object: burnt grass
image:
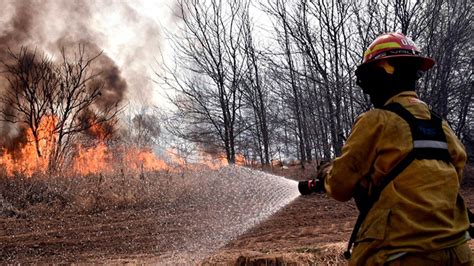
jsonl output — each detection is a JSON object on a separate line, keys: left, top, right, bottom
{"left": 0, "top": 163, "right": 473, "bottom": 264}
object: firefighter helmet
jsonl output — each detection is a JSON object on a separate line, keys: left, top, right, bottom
{"left": 357, "top": 32, "right": 435, "bottom": 72}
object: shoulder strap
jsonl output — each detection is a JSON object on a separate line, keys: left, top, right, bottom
{"left": 383, "top": 103, "right": 451, "bottom": 162}
{"left": 344, "top": 151, "right": 416, "bottom": 259}
{"left": 383, "top": 102, "right": 417, "bottom": 124}
{"left": 469, "top": 210, "right": 474, "bottom": 239}
{"left": 468, "top": 207, "right": 474, "bottom": 222}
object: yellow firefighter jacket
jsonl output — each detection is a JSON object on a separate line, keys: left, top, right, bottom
{"left": 324, "top": 91, "right": 470, "bottom": 265}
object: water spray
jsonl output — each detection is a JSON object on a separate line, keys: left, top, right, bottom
{"left": 157, "top": 165, "right": 301, "bottom": 263}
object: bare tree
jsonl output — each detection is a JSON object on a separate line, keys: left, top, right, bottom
{"left": 0, "top": 45, "right": 122, "bottom": 172}
{"left": 122, "top": 104, "right": 161, "bottom": 149}
{"left": 0, "top": 48, "right": 59, "bottom": 159}
{"left": 159, "top": 0, "right": 249, "bottom": 164}
{"left": 240, "top": 2, "right": 271, "bottom": 165}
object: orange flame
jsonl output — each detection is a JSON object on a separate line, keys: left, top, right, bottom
{"left": 73, "top": 143, "right": 111, "bottom": 175}
{"left": 0, "top": 116, "right": 57, "bottom": 176}
{"left": 125, "top": 148, "right": 168, "bottom": 172}
{"left": 0, "top": 116, "right": 249, "bottom": 177}
{"left": 235, "top": 154, "right": 246, "bottom": 165}
{"left": 196, "top": 153, "right": 242, "bottom": 169}
{"left": 89, "top": 120, "right": 108, "bottom": 141}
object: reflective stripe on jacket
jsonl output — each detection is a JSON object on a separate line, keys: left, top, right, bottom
{"left": 324, "top": 91, "right": 470, "bottom": 265}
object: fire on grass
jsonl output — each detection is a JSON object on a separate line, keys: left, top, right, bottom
{"left": 0, "top": 116, "right": 243, "bottom": 177}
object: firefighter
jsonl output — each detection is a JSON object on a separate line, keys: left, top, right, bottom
{"left": 323, "top": 33, "right": 472, "bottom": 265}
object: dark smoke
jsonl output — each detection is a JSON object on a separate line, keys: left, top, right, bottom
{"left": 0, "top": 0, "right": 133, "bottom": 147}
{"left": 95, "top": 54, "right": 128, "bottom": 110}
{"left": 55, "top": 38, "right": 127, "bottom": 112}
{"left": 0, "top": 1, "right": 38, "bottom": 53}
{"left": 0, "top": 1, "right": 37, "bottom": 149}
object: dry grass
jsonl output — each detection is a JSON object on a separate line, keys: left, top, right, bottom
{"left": 1, "top": 161, "right": 472, "bottom": 218}
{"left": 0, "top": 166, "right": 205, "bottom": 216}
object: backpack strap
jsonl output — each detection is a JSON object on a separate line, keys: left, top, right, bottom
{"left": 461, "top": 195, "right": 474, "bottom": 238}
{"left": 344, "top": 150, "right": 416, "bottom": 259}
{"left": 383, "top": 103, "right": 451, "bottom": 162}
{"left": 468, "top": 207, "right": 474, "bottom": 222}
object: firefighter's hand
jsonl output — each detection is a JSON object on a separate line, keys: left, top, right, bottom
{"left": 298, "top": 161, "right": 333, "bottom": 195}
{"left": 316, "top": 161, "right": 332, "bottom": 183}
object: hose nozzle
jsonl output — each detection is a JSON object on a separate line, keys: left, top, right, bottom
{"left": 298, "top": 179, "right": 322, "bottom": 195}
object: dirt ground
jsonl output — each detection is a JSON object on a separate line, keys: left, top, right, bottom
{"left": 1, "top": 165, "right": 473, "bottom": 264}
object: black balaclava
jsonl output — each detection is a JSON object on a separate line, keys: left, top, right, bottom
{"left": 356, "top": 58, "right": 422, "bottom": 108}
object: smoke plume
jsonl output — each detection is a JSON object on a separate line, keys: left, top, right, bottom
{"left": 0, "top": 0, "right": 164, "bottom": 147}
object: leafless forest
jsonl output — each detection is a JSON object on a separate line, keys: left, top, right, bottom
{"left": 159, "top": 0, "right": 473, "bottom": 166}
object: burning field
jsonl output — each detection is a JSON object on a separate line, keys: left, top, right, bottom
{"left": 0, "top": 112, "right": 236, "bottom": 215}
{"left": 0, "top": 115, "right": 168, "bottom": 178}
{"left": 0, "top": 2, "right": 277, "bottom": 263}
{"left": 0, "top": 0, "right": 180, "bottom": 180}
